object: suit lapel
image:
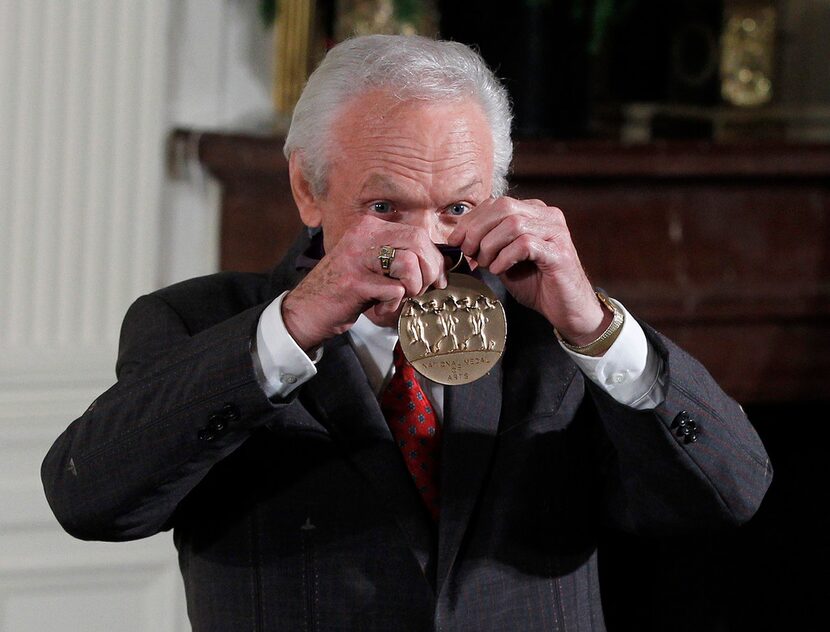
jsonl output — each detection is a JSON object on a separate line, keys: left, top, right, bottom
{"left": 301, "top": 334, "right": 437, "bottom": 584}
{"left": 436, "top": 352, "right": 503, "bottom": 591}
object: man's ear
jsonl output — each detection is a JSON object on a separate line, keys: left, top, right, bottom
{"left": 289, "top": 152, "right": 322, "bottom": 228}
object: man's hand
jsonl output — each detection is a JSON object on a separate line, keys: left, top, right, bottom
{"left": 448, "top": 197, "right": 611, "bottom": 347}
{"left": 282, "top": 216, "right": 448, "bottom": 352}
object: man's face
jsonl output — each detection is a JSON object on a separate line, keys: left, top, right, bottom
{"left": 292, "top": 89, "right": 495, "bottom": 253}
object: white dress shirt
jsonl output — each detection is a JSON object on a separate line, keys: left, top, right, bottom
{"left": 253, "top": 292, "right": 666, "bottom": 416}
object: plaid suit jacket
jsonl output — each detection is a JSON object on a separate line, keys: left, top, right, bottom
{"left": 43, "top": 234, "right": 772, "bottom": 631}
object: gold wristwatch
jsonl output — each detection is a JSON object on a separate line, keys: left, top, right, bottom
{"left": 555, "top": 291, "right": 624, "bottom": 357}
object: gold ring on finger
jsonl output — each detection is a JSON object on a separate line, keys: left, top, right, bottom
{"left": 377, "top": 245, "right": 396, "bottom": 276}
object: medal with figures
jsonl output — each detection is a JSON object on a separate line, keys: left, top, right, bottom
{"left": 397, "top": 273, "right": 506, "bottom": 385}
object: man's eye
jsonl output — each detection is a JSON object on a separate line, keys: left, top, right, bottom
{"left": 371, "top": 201, "right": 394, "bottom": 214}
{"left": 446, "top": 203, "right": 470, "bottom": 216}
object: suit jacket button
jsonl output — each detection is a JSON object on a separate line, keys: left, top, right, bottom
{"left": 211, "top": 408, "right": 235, "bottom": 431}
{"left": 221, "top": 403, "right": 240, "bottom": 421}
{"left": 671, "top": 410, "right": 692, "bottom": 429}
{"left": 672, "top": 411, "right": 701, "bottom": 443}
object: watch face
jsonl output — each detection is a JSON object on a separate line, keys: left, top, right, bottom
{"left": 398, "top": 273, "right": 506, "bottom": 385}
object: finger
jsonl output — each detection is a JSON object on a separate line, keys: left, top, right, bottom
{"left": 475, "top": 208, "right": 568, "bottom": 269}
{"left": 406, "top": 230, "right": 445, "bottom": 289}
{"left": 449, "top": 198, "right": 563, "bottom": 250}
{"left": 456, "top": 200, "right": 566, "bottom": 268}
{"left": 451, "top": 198, "right": 535, "bottom": 259}
{"left": 373, "top": 290, "right": 407, "bottom": 317}
{"left": 474, "top": 214, "right": 537, "bottom": 269}
{"left": 370, "top": 226, "right": 445, "bottom": 291}
{"left": 383, "top": 248, "right": 424, "bottom": 298}
{"left": 352, "top": 273, "right": 408, "bottom": 315}
{"left": 446, "top": 197, "right": 501, "bottom": 253}
{"left": 488, "top": 233, "right": 550, "bottom": 276}
{"left": 365, "top": 280, "right": 407, "bottom": 322}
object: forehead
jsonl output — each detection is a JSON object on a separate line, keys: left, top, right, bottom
{"left": 334, "top": 88, "right": 490, "bottom": 136}
{"left": 327, "top": 89, "right": 494, "bottom": 188}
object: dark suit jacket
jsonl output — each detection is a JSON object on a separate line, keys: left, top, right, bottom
{"left": 42, "top": 235, "right": 772, "bottom": 631}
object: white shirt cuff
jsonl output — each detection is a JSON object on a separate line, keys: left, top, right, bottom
{"left": 253, "top": 291, "right": 321, "bottom": 399}
{"left": 559, "top": 299, "right": 666, "bottom": 410}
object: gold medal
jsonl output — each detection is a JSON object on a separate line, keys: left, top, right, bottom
{"left": 397, "top": 272, "right": 506, "bottom": 385}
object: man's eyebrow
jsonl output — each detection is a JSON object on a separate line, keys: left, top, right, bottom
{"left": 357, "top": 174, "right": 407, "bottom": 197}
{"left": 357, "top": 174, "right": 484, "bottom": 199}
{"left": 455, "top": 179, "right": 483, "bottom": 197}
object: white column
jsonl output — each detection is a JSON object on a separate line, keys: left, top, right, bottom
{"left": 1, "top": 0, "right": 170, "bottom": 370}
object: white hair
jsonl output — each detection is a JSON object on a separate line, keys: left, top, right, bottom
{"left": 284, "top": 34, "right": 513, "bottom": 197}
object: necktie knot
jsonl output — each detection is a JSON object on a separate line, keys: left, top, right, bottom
{"left": 392, "top": 341, "right": 408, "bottom": 371}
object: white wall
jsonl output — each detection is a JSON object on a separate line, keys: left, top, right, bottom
{"left": 0, "top": 1, "right": 275, "bottom": 630}
{"left": 162, "top": 0, "right": 275, "bottom": 287}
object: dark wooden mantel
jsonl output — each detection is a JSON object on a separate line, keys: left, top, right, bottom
{"left": 171, "top": 129, "right": 830, "bottom": 405}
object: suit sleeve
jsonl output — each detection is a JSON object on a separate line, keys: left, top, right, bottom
{"left": 41, "top": 293, "right": 287, "bottom": 542}
{"left": 588, "top": 323, "right": 773, "bottom": 533}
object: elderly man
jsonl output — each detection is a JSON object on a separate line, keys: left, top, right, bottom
{"left": 43, "top": 35, "right": 771, "bottom": 631}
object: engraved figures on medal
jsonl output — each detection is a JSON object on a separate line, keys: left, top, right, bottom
{"left": 398, "top": 273, "right": 506, "bottom": 385}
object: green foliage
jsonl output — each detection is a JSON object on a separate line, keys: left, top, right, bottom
{"left": 393, "top": 0, "right": 422, "bottom": 24}
{"left": 588, "top": 0, "right": 617, "bottom": 56}
{"left": 574, "top": 0, "right": 641, "bottom": 56}
{"left": 260, "top": 0, "right": 278, "bottom": 27}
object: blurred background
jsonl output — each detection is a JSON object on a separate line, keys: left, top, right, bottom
{"left": 1, "top": 1, "right": 828, "bottom": 630}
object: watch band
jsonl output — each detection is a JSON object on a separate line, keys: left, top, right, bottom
{"left": 555, "top": 291, "right": 625, "bottom": 357}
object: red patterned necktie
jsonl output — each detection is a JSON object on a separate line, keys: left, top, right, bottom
{"left": 379, "top": 342, "right": 442, "bottom": 521}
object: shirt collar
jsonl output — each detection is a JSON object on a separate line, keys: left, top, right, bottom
{"left": 348, "top": 314, "right": 399, "bottom": 394}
